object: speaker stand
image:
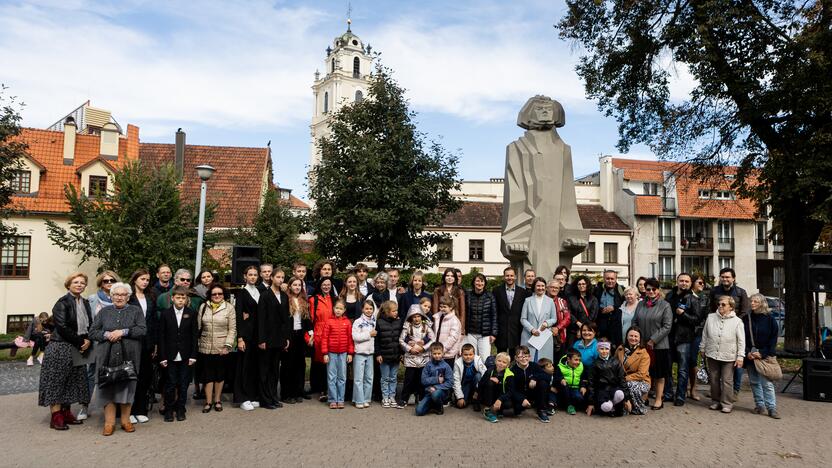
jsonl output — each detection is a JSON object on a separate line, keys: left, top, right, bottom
{"left": 782, "top": 362, "right": 804, "bottom": 393}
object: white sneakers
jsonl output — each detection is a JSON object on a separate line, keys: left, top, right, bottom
{"left": 251, "top": 401, "right": 260, "bottom": 408}
{"left": 136, "top": 415, "right": 149, "bottom": 423}
{"left": 240, "top": 401, "right": 255, "bottom": 411}
{"left": 382, "top": 398, "right": 391, "bottom": 408}
{"left": 37, "top": 354, "right": 43, "bottom": 364}
{"left": 77, "top": 405, "right": 88, "bottom": 421}
{"left": 26, "top": 356, "right": 34, "bottom": 366}
{"left": 129, "top": 415, "right": 138, "bottom": 424}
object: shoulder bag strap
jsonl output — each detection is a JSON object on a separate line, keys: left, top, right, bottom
{"left": 747, "top": 314, "right": 756, "bottom": 349}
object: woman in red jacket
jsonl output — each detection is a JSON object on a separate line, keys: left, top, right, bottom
{"left": 322, "top": 300, "right": 354, "bottom": 408}
{"left": 309, "top": 277, "right": 336, "bottom": 401}
{"left": 547, "top": 280, "right": 571, "bottom": 359}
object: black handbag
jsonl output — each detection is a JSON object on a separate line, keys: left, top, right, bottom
{"left": 97, "top": 340, "right": 137, "bottom": 388}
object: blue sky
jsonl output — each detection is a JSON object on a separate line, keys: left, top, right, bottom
{"left": 0, "top": 0, "right": 694, "bottom": 198}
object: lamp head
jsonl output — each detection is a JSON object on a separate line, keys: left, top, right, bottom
{"left": 196, "top": 164, "right": 215, "bottom": 181}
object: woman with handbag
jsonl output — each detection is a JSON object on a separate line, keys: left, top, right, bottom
{"left": 88, "top": 282, "right": 146, "bottom": 436}
{"left": 38, "top": 272, "right": 93, "bottom": 430}
{"left": 745, "top": 293, "right": 781, "bottom": 419}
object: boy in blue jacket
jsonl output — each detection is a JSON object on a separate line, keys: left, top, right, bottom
{"left": 508, "top": 345, "right": 550, "bottom": 423}
{"left": 415, "top": 343, "right": 454, "bottom": 416}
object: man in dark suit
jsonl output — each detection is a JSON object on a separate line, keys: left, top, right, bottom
{"left": 493, "top": 266, "right": 529, "bottom": 359}
{"left": 257, "top": 269, "right": 289, "bottom": 409}
{"left": 159, "top": 286, "right": 199, "bottom": 422}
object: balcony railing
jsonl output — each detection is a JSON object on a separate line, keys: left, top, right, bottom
{"left": 718, "top": 237, "right": 735, "bottom": 251}
{"left": 680, "top": 236, "right": 713, "bottom": 251}
{"left": 773, "top": 243, "right": 784, "bottom": 253}
{"left": 755, "top": 238, "right": 767, "bottom": 252}
{"left": 662, "top": 197, "right": 676, "bottom": 212}
{"left": 658, "top": 274, "right": 676, "bottom": 283}
{"left": 658, "top": 235, "right": 675, "bottom": 250}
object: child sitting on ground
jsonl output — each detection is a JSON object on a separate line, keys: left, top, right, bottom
{"left": 508, "top": 345, "right": 550, "bottom": 423}
{"left": 586, "top": 340, "right": 628, "bottom": 417}
{"left": 433, "top": 296, "right": 462, "bottom": 368}
{"left": 453, "top": 343, "right": 487, "bottom": 410}
{"left": 415, "top": 343, "right": 454, "bottom": 416}
{"left": 477, "top": 352, "right": 514, "bottom": 423}
{"left": 400, "top": 303, "right": 435, "bottom": 406}
{"left": 555, "top": 349, "right": 590, "bottom": 415}
{"left": 537, "top": 357, "right": 558, "bottom": 415}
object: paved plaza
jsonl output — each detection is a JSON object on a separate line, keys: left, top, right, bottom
{"left": 0, "top": 362, "right": 830, "bottom": 467}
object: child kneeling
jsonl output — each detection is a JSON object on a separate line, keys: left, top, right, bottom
{"left": 477, "top": 352, "right": 513, "bottom": 423}
{"left": 415, "top": 343, "right": 454, "bottom": 416}
{"left": 585, "top": 340, "right": 628, "bottom": 416}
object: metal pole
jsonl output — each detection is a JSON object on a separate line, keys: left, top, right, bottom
{"left": 195, "top": 179, "right": 207, "bottom": 276}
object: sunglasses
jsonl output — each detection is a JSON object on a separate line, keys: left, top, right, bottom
{"left": 645, "top": 287, "right": 657, "bottom": 292}
{"left": 179, "top": 278, "right": 192, "bottom": 283}
{"left": 102, "top": 278, "right": 116, "bottom": 284}
{"left": 211, "top": 292, "right": 224, "bottom": 297}
{"left": 719, "top": 303, "right": 731, "bottom": 307}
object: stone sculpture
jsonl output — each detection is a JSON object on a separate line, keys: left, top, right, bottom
{"left": 501, "top": 95, "right": 590, "bottom": 280}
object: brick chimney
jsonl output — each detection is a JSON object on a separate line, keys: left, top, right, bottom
{"left": 62, "top": 117, "right": 77, "bottom": 165}
{"left": 175, "top": 128, "right": 185, "bottom": 180}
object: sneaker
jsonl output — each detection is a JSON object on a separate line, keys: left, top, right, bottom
{"left": 395, "top": 400, "right": 407, "bottom": 409}
{"left": 721, "top": 407, "right": 732, "bottom": 413}
{"left": 26, "top": 356, "right": 34, "bottom": 366}
{"left": 546, "top": 407, "right": 556, "bottom": 416}
{"left": 363, "top": 402, "right": 370, "bottom": 408}
{"left": 709, "top": 402, "right": 721, "bottom": 411}
{"left": 136, "top": 415, "right": 149, "bottom": 423}
{"left": 436, "top": 406, "right": 444, "bottom": 415}
{"left": 129, "top": 415, "right": 138, "bottom": 424}
{"left": 537, "top": 410, "right": 550, "bottom": 423}
{"left": 443, "top": 401, "right": 450, "bottom": 408}
{"left": 240, "top": 401, "right": 255, "bottom": 411}
{"left": 753, "top": 406, "right": 765, "bottom": 415}
{"left": 251, "top": 401, "right": 260, "bottom": 408}
{"left": 77, "top": 406, "right": 88, "bottom": 421}
{"left": 482, "top": 408, "right": 498, "bottom": 423}
{"left": 382, "top": 398, "right": 391, "bottom": 408}
{"left": 567, "top": 405, "right": 576, "bottom": 415}
{"left": 768, "top": 409, "right": 781, "bottom": 419}
{"left": 37, "top": 354, "right": 43, "bottom": 364}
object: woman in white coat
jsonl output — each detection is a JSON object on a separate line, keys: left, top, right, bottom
{"left": 520, "top": 277, "right": 557, "bottom": 361}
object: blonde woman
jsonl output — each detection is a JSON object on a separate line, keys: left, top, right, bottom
{"left": 197, "top": 284, "right": 237, "bottom": 413}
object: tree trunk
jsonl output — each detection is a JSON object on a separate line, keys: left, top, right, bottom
{"left": 782, "top": 207, "right": 824, "bottom": 352}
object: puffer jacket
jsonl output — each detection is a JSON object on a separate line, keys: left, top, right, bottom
{"left": 400, "top": 305, "right": 435, "bottom": 367}
{"left": 352, "top": 313, "right": 376, "bottom": 355}
{"left": 374, "top": 314, "right": 403, "bottom": 363}
{"left": 197, "top": 301, "right": 237, "bottom": 354}
{"left": 587, "top": 356, "right": 628, "bottom": 401}
{"left": 321, "top": 315, "right": 354, "bottom": 355}
{"left": 615, "top": 345, "right": 651, "bottom": 386}
{"left": 465, "top": 289, "right": 498, "bottom": 337}
{"left": 700, "top": 310, "right": 746, "bottom": 363}
{"left": 433, "top": 311, "right": 462, "bottom": 359}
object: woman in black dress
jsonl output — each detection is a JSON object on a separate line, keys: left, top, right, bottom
{"left": 127, "top": 269, "right": 157, "bottom": 424}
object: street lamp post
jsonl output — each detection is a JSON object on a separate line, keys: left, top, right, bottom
{"left": 195, "top": 164, "right": 215, "bottom": 277}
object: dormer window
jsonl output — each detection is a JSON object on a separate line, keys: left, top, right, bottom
{"left": 643, "top": 182, "right": 659, "bottom": 195}
{"left": 89, "top": 175, "right": 108, "bottom": 198}
{"left": 11, "top": 170, "right": 31, "bottom": 193}
{"left": 699, "top": 189, "right": 734, "bottom": 200}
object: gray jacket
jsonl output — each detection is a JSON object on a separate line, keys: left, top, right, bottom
{"left": 632, "top": 298, "right": 673, "bottom": 350}
{"left": 88, "top": 304, "right": 147, "bottom": 373}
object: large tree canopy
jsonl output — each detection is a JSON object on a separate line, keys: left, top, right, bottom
{"left": 47, "top": 161, "right": 213, "bottom": 279}
{"left": 558, "top": 1, "right": 832, "bottom": 350}
{"left": 308, "top": 65, "right": 462, "bottom": 270}
{"left": 0, "top": 86, "right": 25, "bottom": 243}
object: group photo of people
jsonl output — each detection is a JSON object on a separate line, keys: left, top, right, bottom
{"left": 33, "top": 259, "right": 782, "bottom": 436}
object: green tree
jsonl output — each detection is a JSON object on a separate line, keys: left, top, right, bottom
{"left": 233, "top": 187, "right": 304, "bottom": 269}
{"left": 0, "top": 85, "right": 25, "bottom": 243}
{"left": 308, "top": 65, "right": 462, "bottom": 270}
{"left": 558, "top": 1, "right": 832, "bottom": 351}
{"left": 46, "top": 161, "right": 213, "bottom": 279}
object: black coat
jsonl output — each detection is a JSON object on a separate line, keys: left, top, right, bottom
{"left": 51, "top": 293, "right": 92, "bottom": 350}
{"left": 568, "top": 294, "right": 599, "bottom": 330}
{"left": 234, "top": 288, "right": 260, "bottom": 344}
{"left": 129, "top": 293, "right": 158, "bottom": 352}
{"left": 593, "top": 282, "right": 624, "bottom": 344}
{"left": 158, "top": 306, "right": 199, "bottom": 363}
{"left": 666, "top": 287, "right": 705, "bottom": 345}
{"left": 587, "top": 356, "right": 628, "bottom": 401}
{"left": 374, "top": 315, "right": 403, "bottom": 363}
{"left": 466, "top": 290, "right": 498, "bottom": 337}
{"left": 493, "top": 284, "right": 528, "bottom": 351}
{"left": 257, "top": 289, "right": 289, "bottom": 349}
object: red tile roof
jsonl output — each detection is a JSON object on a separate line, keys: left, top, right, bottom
{"left": 287, "top": 194, "right": 310, "bottom": 210}
{"left": 10, "top": 125, "right": 139, "bottom": 214}
{"left": 437, "top": 201, "right": 629, "bottom": 231}
{"left": 139, "top": 143, "right": 271, "bottom": 228}
{"left": 612, "top": 158, "right": 758, "bottom": 220}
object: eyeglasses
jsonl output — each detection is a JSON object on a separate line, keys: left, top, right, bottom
{"left": 179, "top": 278, "right": 192, "bottom": 283}
{"left": 719, "top": 303, "right": 731, "bottom": 307}
{"left": 112, "top": 293, "right": 129, "bottom": 297}
{"left": 211, "top": 292, "right": 224, "bottom": 297}
{"left": 102, "top": 278, "right": 116, "bottom": 284}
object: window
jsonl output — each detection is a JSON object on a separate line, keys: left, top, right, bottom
{"left": 719, "top": 257, "right": 733, "bottom": 270}
{"left": 603, "top": 242, "right": 618, "bottom": 263}
{"left": 643, "top": 182, "right": 659, "bottom": 195}
{"left": 355, "top": 90, "right": 363, "bottom": 102}
{"left": 89, "top": 175, "right": 108, "bottom": 197}
{"left": 581, "top": 242, "right": 596, "bottom": 263}
{"left": 658, "top": 218, "right": 674, "bottom": 241}
{"left": 331, "top": 58, "right": 336, "bottom": 73}
{"left": 468, "top": 239, "right": 484, "bottom": 261}
{"left": 717, "top": 220, "right": 733, "bottom": 240}
{"left": 682, "top": 256, "right": 711, "bottom": 277}
{"left": 353, "top": 57, "right": 360, "bottom": 77}
{"left": 658, "top": 255, "right": 675, "bottom": 281}
{"left": 323, "top": 92, "right": 329, "bottom": 114}
{"left": 1, "top": 236, "right": 31, "bottom": 278}
{"left": 436, "top": 239, "right": 453, "bottom": 261}
{"left": 11, "top": 170, "right": 31, "bottom": 193}
{"left": 6, "top": 314, "right": 32, "bottom": 334}
{"left": 698, "top": 189, "right": 734, "bottom": 200}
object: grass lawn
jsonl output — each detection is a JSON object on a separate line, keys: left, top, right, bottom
{"left": 0, "top": 334, "right": 34, "bottom": 362}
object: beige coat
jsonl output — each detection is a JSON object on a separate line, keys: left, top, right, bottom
{"left": 197, "top": 301, "right": 237, "bottom": 354}
{"left": 700, "top": 310, "right": 745, "bottom": 363}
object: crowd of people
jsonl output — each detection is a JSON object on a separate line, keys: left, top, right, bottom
{"left": 33, "top": 260, "right": 782, "bottom": 435}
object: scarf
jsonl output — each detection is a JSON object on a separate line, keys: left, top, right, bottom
{"left": 97, "top": 289, "right": 113, "bottom": 308}
{"left": 645, "top": 297, "right": 657, "bottom": 308}
{"left": 210, "top": 301, "right": 222, "bottom": 311}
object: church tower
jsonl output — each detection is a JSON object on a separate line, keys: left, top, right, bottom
{"left": 309, "top": 19, "right": 374, "bottom": 173}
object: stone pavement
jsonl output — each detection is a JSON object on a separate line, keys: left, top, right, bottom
{"left": 0, "top": 361, "right": 41, "bottom": 395}
{"left": 1, "top": 361, "right": 830, "bottom": 467}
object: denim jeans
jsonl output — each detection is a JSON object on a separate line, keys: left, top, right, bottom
{"left": 415, "top": 388, "right": 447, "bottom": 416}
{"left": 352, "top": 354, "right": 374, "bottom": 404}
{"left": 733, "top": 366, "right": 744, "bottom": 393}
{"left": 379, "top": 362, "right": 399, "bottom": 400}
{"left": 673, "top": 343, "right": 691, "bottom": 402}
{"left": 747, "top": 365, "right": 777, "bottom": 411}
{"left": 326, "top": 353, "right": 347, "bottom": 403}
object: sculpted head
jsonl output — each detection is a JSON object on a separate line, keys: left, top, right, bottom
{"left": 517, "top": 95, "right": 565, "bottom": 130}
